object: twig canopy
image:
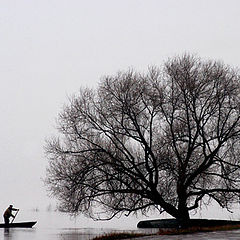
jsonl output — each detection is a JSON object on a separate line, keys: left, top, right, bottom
{"left": 45, "top": 54, "right": 240, "bottom": 220}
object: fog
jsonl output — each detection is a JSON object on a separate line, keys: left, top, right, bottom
{"left": 0, "top": 0, "right": 240, "bottom": 223}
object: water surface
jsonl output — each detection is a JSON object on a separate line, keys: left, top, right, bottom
{"left": 2, "top": 211, "right": 240, "bottom": 240}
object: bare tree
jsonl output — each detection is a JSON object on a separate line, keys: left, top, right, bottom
{"left": 45, "top": 54, "right": 240, "bottom": 221}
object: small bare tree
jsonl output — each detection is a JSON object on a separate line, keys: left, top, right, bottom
{"left": 45, "top": 54, "right": 240, "bottom": 221}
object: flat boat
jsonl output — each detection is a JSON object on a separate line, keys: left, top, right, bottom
{"left": 0, "top": 221, "right": 37, "bottom": 228}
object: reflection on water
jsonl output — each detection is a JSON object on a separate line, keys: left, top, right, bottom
{"left": 57, "top": 230, "right": 92, "bottom": 240}
{"left": 3, "top": 228, "right": 36, "bottom": 240}
{"left": 2, "top": 228, "right": 97, "bottom": 240}
{"left": 1, "top": 227, "right": 155, "bottom": 240}
{"left": 2, "top": 227, "right": 240, "bottom": 240}
{"left": 1, "top": 211, "right": 240, "bottom": 240}
{"left": 0, "top": 211, "right": 157, "bottom": 240}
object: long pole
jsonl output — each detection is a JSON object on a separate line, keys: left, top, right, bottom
{"left": 11, "top": 209, "right": 19, "bottom": 224}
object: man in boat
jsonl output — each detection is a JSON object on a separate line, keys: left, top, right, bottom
{"left": 3, "top": 205, "right": 19, "bottom": 225}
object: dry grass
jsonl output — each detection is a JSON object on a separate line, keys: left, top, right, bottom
{"left": 91, "top": 224, "right": 240, "bottom": 240}
{"left": 91, "top": 232, "right": 149, "bottom": 240}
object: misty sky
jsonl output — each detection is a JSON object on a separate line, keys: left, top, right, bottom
{"left": 0, "top": 0, "right": 240, "bottom": 217}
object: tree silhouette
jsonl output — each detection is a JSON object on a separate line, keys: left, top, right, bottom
{"left": 45, "top": 54, "right": 240, "bottom": 221}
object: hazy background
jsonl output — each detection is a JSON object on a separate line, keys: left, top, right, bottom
{"left": 0, "top": 0, "right": 240, "bottom": 225}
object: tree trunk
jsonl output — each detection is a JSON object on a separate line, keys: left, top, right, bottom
{"left": 177, "top": 195, "right": 190, "bottom": 228}
{"left": 177, "top": 182, "right": 190, "bottom": 222}
{"left": 177, "top": 205, "right": 190, "bottom": 220}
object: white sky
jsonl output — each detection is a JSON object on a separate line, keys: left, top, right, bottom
{"left": 0, "top": 0, "right": 240, "bottom": 217}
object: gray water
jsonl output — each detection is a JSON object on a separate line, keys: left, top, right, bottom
{"left": 2, "top": 226, "right": 240, "bottom": 239}
{"left": 2, "top": 210, "right": 240, "bottom": 240}
{"left": 0, "top": 210, "right": 157, "bottom": 240}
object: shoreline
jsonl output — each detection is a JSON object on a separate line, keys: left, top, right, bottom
{"left": 92, "top": 219, "right": 240, "bottom": 240}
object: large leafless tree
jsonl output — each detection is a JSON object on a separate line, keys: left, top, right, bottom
{"left": 45, "top": 55, "right": 240, "bottom": 221}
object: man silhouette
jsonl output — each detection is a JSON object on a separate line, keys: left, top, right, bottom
{"left": 3, "top": 205, "right": 19, "bottom": 225}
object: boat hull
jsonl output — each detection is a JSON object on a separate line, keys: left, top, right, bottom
{"left": 0, "top": 221, "right": 37, "bottom": 228}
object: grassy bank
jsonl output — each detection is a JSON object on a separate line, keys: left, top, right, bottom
{"left": 92, "top": 224, "right": 240, "bottom": 240}
{"left": 92, "top": 232, "right": 149, "bottom": 240}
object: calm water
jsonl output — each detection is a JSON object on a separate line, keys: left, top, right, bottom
{"left": 1, "top": 211, "right": 240, "bottom": 240}
{"left": 0, "top": 210, "right": 157, "bottom": 240}
{"left": 2, "top": 226, "right": 240, "bottom": 240}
